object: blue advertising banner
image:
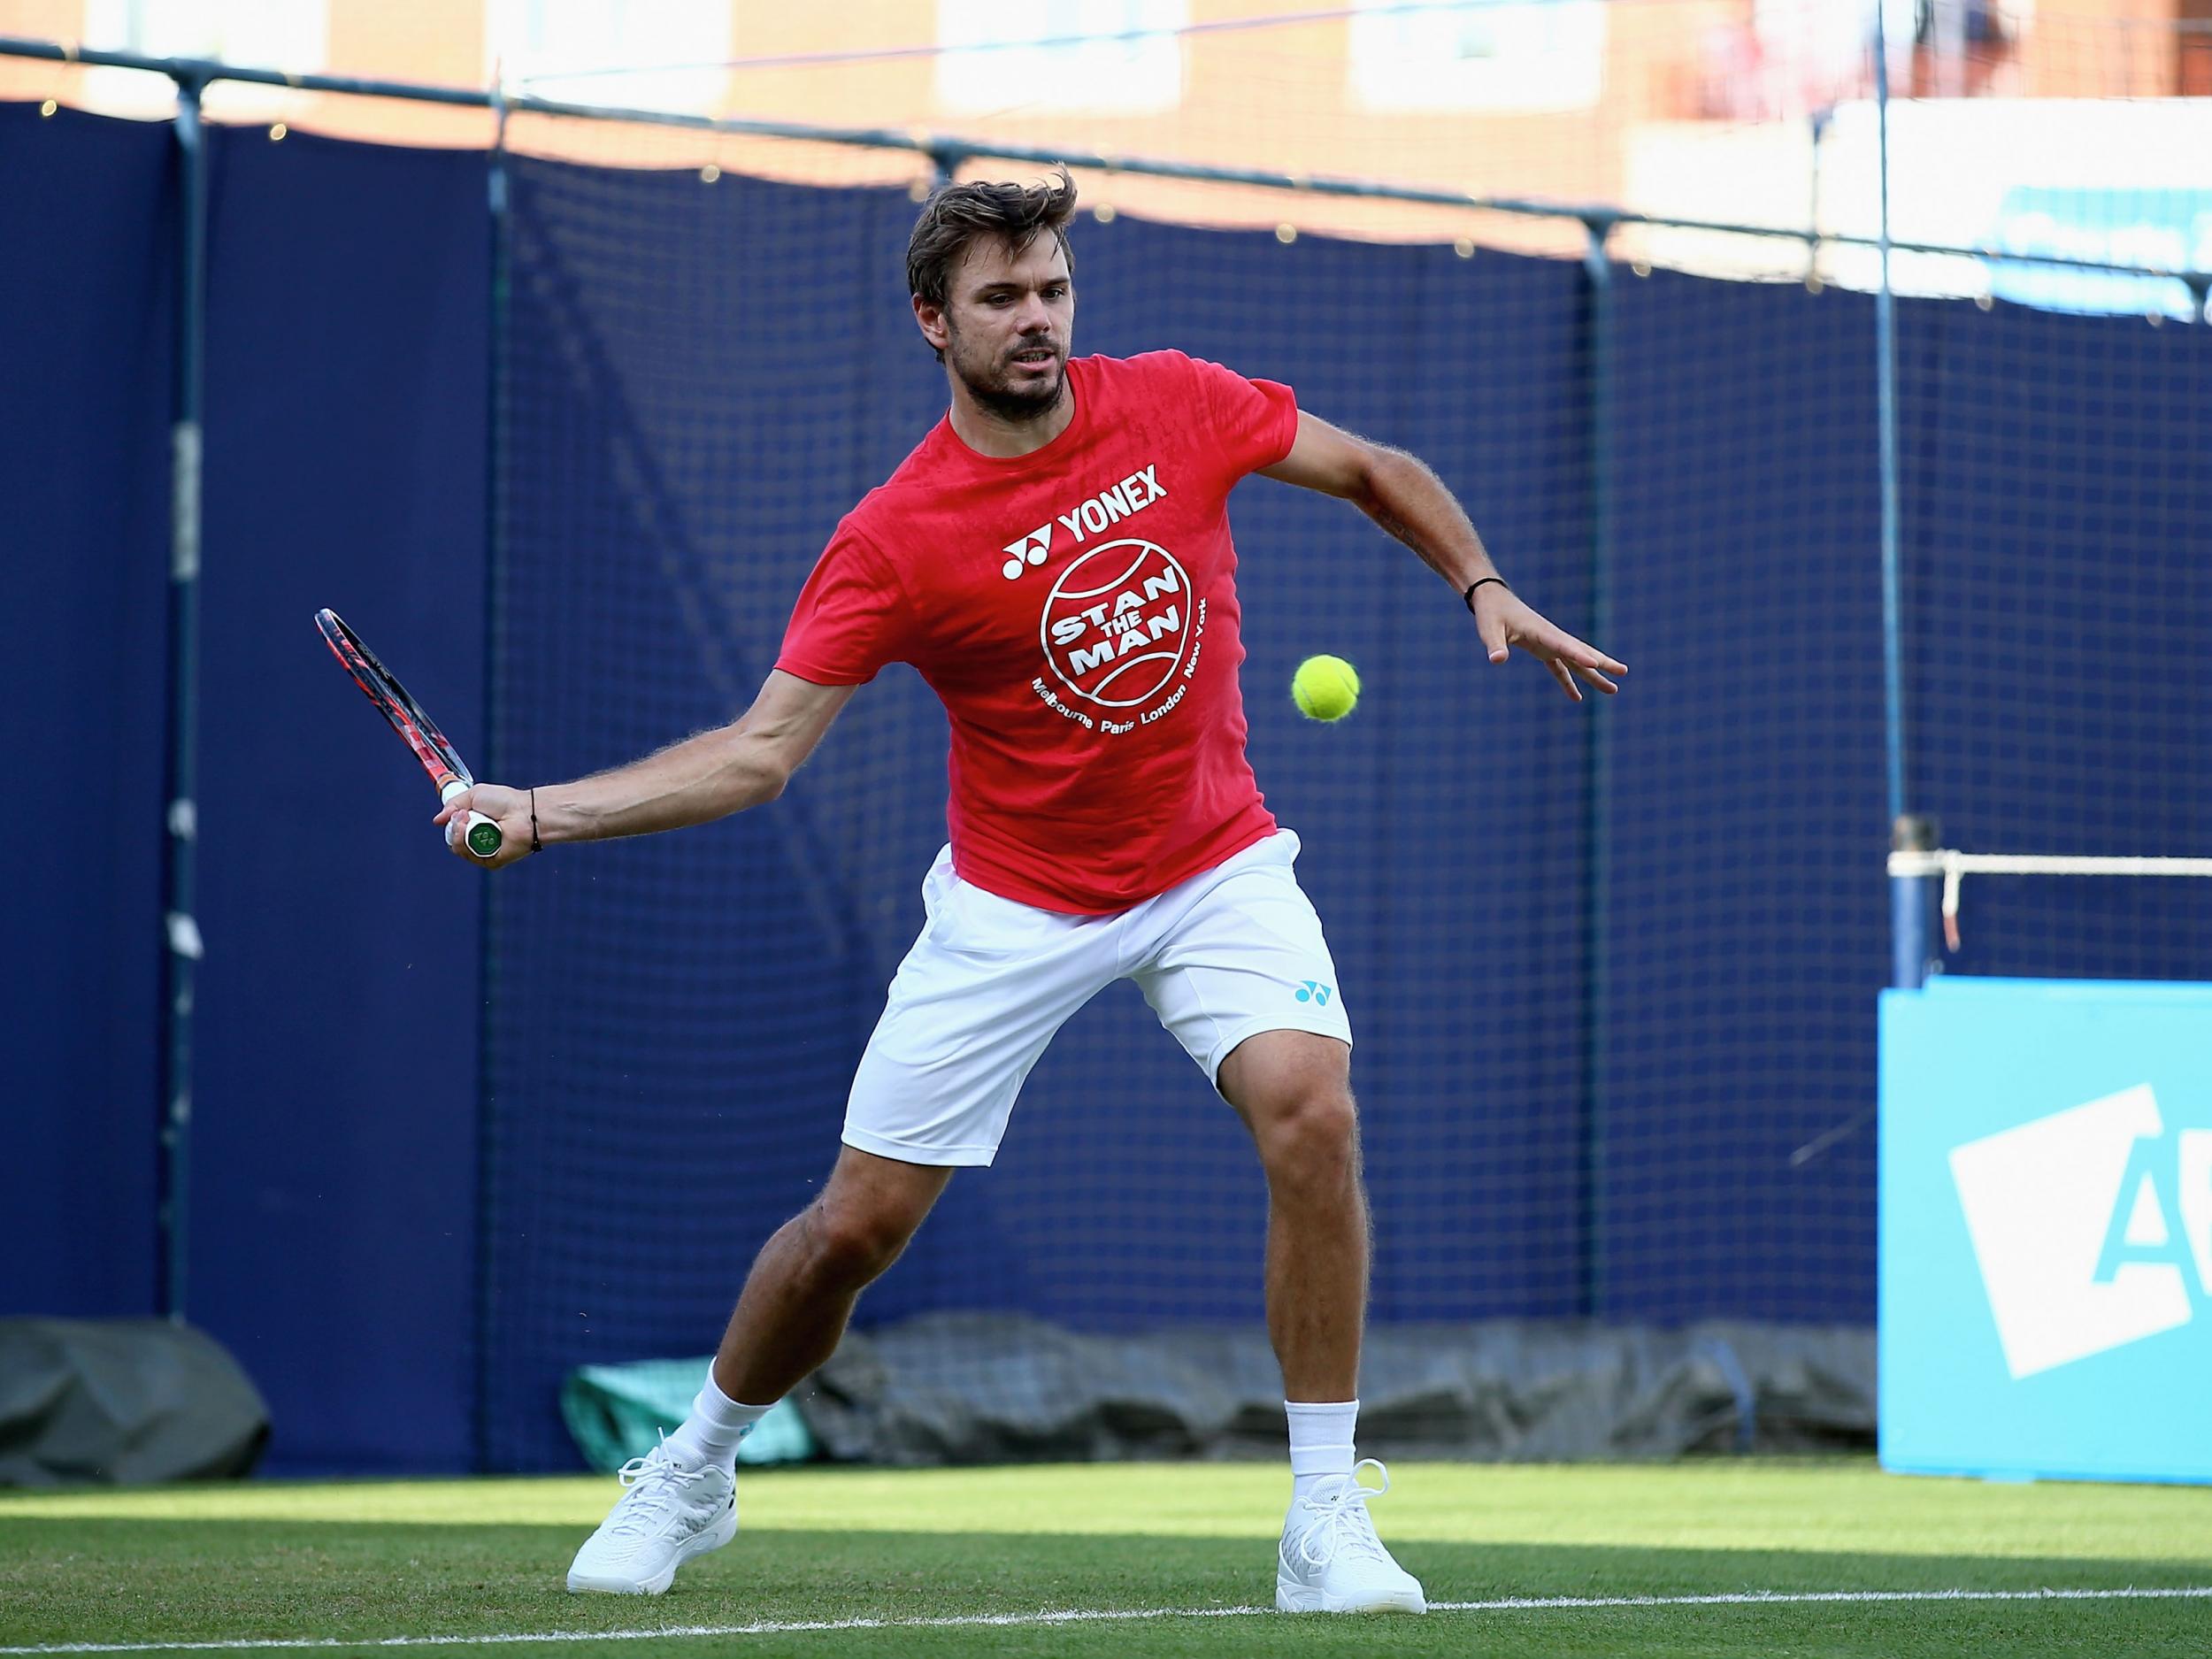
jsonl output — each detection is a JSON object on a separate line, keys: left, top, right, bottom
{"left": 1986, "top": 186, "right": 2212, "bottom": 321}
{"left": 1880, "top": 977, "right": 2212, "bottom": 1484}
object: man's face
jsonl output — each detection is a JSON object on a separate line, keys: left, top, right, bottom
{"left": 925, "top": 233, "right": 1075, "bottom": 422}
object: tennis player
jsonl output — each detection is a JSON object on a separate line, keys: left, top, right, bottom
{"left": 441, "top": 171, "right": 1624, "bottom": 1614}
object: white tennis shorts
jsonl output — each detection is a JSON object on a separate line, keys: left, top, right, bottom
{"left": 842, "top": 828, "right": 1353, "bottom": 1167}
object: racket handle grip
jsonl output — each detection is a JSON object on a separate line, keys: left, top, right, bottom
{"left": 440, "top": 779, "right": 503, "bottom": 862}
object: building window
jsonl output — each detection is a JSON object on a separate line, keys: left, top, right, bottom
{"left": 936, "top": 0, "right": 1187, "bottom": 116}
{"left": 1348, "top": 0, "right": 1607, "bottom": 113}
{"left": 78, "top": 0, "right": 325, "bottom": 114}
{"left": 84, "top": 0, "right": 328, "bottom": 72}
{"left": 488, "top": 0, "right": 733, "bottom": 115}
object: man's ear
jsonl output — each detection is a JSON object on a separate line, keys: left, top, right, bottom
{"left": 912, "top": 293, "right": 949, "bottom": 355}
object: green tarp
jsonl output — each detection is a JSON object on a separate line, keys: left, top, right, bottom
{"left": 560, "top": 1358, "right": 815, "bottom": 1472}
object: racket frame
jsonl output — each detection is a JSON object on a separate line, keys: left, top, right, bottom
{"left": 315, "top": 608, "right": 502, "bottom": 860}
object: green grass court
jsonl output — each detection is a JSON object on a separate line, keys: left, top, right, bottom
{"left": 6, "top": 1458, "right": 2210, "bottom": 1656}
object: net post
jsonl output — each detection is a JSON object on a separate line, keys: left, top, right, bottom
{"left": 1890, "top": 814, "right": 1939, "bottom": 989}
{"left": 157, "top": 66, "right": 211, "bottom": 1325}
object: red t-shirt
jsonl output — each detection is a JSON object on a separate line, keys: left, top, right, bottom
{"left": 775, "top": 350, "right": 1298, "bottom": 913}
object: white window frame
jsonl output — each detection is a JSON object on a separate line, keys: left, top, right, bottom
{"left": 936, "top": 0, "right": 1187, "bottom": 117}
{"left": 84, "top": 0, "right": 328, "bottom": 72}
{"left": 81, "top": 0, "right": 328, "bottom": 113}
{"left": 488, "top": 0, "right": 733, "bottom": 117}
{"left": 1348, "top": 0, "right": 1608, "bottom": 115}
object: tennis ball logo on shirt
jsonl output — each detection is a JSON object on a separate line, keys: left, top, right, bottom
{"left": 1041, "top": 539, "right": 1194, "bottom": 709}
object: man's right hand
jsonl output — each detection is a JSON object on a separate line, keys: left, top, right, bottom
{"left": 434, "top": 782, "right": 535, "bottom": 868}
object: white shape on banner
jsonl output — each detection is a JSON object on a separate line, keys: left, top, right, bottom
{"left": 1948, "top": 1084, "right": 2196, "bottom": 1379}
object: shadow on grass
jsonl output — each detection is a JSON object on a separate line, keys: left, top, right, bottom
{"left": 4, "top": 1517, "right": 2211, "bottom": 1658}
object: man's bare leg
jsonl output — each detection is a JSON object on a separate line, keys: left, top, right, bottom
{"left": 1217, "top": 1029, "right": 1423, "bottom": 1615}
{"left": 568, "top": 1145, "right": 948, "bottom": 1595}
{"left": 713, "top": 1144, "right": 953, "bottom": 1404}
{"left": 1217, "top": 1030, "right": 1368, "bottom": 1401}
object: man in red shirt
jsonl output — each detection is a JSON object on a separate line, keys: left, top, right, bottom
{"left": 444, "top": 171, "right": 1623, "bottom": 1614}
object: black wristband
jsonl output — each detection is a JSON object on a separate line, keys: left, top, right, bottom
{"left": 530, "top": 787, "right": 541, "bottom": 855}
{"left": 1463, "top": 576, "right": 1508, "bottom": 613}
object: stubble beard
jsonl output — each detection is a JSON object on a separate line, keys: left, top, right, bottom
{"left": 950, "top": 326, "right": 1067, "bottom": 426}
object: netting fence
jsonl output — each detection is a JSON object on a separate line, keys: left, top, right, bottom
{"left": 476, "top": 96, "right": 2211, "bottom": 1460}
{"left": 6, "top": 4, "right": 2208, "bottom": 1470}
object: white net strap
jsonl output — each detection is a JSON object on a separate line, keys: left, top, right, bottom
{"left": 1887, "top": 851, "right": 2212, "bottom": 950}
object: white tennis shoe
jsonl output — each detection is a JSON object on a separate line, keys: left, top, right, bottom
{"left": 565, "top": 1438, "right": 737, "bottom": 1595}
{"left": 1275, "top": 1459, "right": 1427, "bottom": 1615}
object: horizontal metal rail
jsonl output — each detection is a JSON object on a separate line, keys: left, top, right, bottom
{"left": 4, "top": 33, "right": 2207, "bottom": 293}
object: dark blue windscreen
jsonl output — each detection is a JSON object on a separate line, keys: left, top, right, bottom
{"left": 1899, "top": 297, "right": 2212, "bottom": 984}
{"left": 0, "top": 105, "right": 173, "bottom": 1322}
{"left": 1599, "top": 272, "right": 1889, "bottom": 1323}
{"left": 15, "top": 114, "right": 2210, "bottom": 1475}
{"left": 186, "top": 126, "right": 490, "bottom": 1474}
{"left": 479, "top": 165, "right": 927, "bottom": 1470}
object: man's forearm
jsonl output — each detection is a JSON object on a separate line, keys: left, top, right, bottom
{"left": 536, "top": 724, "right": 788, "bottom": 844}
{"left": 1354, "top": 446, "right": 1499, "bottom": 595}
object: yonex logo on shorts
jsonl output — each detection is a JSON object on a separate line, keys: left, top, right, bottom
{"left": 1296, "top": 980, "right": 1333, "bottom": 1005}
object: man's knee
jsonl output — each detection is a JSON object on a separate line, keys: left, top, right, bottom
{"left": 801, "top": 1196, "right": 917, "bottom": 1288}
{"left": 1254, "top": 1086, "right": 1363, "bottom": 1196}
{"left": 798, "top": 1151, "right": 947, "bottom": 1288}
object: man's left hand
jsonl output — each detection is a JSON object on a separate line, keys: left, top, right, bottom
{"left": 1472, "top": 587, "right": 1626, "bottom": 703}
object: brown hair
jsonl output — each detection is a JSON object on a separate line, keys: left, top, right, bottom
{"left": 905, "top": 167, "right": 1079, "bottom": 311}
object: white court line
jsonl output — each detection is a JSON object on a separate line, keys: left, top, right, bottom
{"left": 7, "top": 1586, "right": 2212, "bottom": 1654}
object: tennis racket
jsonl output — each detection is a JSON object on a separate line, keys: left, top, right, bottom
{"left": 314, "top": 607, "right": 502, "bottom": 861}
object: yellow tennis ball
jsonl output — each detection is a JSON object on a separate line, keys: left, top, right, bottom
{"left": 1292, "top": 654, "right": 1360, "bottom": 721}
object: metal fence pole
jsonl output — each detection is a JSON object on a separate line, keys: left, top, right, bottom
{"left": 1580, "top": 211, "right": 1617, "bottom": 1319}
{"left": 1875, "top": 4, "right": 1917, "bottom": 1003}
{"left": 1875, "top": 4, "right": 1907, "bottom": 828}
{"left": 157, "top": 69, "right": 210, "bottom": 1323}
{"left": 472, "top": 72, "right": 513, "bottom": 1474}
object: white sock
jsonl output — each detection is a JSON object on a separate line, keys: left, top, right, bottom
{"left": 1286, "top": 1398, "right": 1358, "bottom": 1505}
{"left": 661, "top": 1367, "right": 772, "bottom": 1470}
